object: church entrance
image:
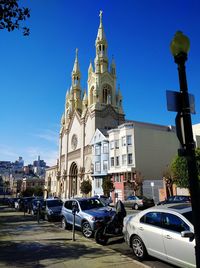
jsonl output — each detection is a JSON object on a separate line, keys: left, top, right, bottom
{"left": 69, "top": 162, "right": 78, "bottom": 197}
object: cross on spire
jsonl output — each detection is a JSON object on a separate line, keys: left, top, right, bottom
{"left": 99, "top": 10, "right": 103, "bottom": 26}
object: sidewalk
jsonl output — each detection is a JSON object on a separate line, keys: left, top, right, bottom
{"left": 0, "top": 206, "right": 150, "bottom": 268}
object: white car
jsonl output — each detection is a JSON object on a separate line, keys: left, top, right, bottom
{"left": 123, "top": 203, "right": 195, "bottom": 268}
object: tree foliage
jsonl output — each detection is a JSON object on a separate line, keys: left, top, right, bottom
{"left": 80, "top": 180, "right": 92, "bottom": 195}
{"left": 0, "top": 0, "right": 30, "bottom": 35}
{"left": 21, "top": 186, "right": 43, "bottom": 197}
{"left": 170, "top": 148, "right": 200, "bottom": 189}
{"left": 102, "top": 176, "right": 114, "bottom": 197}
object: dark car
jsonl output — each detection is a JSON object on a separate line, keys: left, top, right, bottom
{"left": 41, "top": 198, "right": 63, "bottom": 221}
{"left": 15, "top": 197, "right": 35, "bottom": 212}
{"left": 157, "top": 195, "right": 191, "bottom": 205}
{"left": 8, "top": 197, "right": 19, "bottom": 208}
{"left": 30, "top": 198, "right": 44, "bottom": 215}
{"left": 123, "top": 195, "right": 155, "bottom": 210}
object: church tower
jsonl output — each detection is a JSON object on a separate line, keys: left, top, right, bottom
{"left": 57, "top": 11, "right": 125, "bottom": 199}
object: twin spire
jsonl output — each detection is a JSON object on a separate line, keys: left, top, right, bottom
{"left": 61, "top": 10, "right": 122, "bottom": 124}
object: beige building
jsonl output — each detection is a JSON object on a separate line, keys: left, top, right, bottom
{"left": 56, "top": 11, "right": 125, "bottom": 199}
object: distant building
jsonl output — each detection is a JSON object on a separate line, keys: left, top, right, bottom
{"left": 45, "top": 165, "right": 58, "bottom": 198}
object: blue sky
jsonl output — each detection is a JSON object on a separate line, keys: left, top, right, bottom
{"left": 1, "top": 0, "right": 200, "bottom": 166}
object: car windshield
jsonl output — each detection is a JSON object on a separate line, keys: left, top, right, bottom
{"left": 47, "top": 200, "right": 63, "bottom": 207}
{"left": 183, "top": 211, "right": 193, "bottom": 225}
{"left": 79, "top": 198, "right": 105, "bottom": 210}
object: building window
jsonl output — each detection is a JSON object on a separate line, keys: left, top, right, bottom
{"left": 115, "top": 140, "right": 119, "bottom": 149}
{"left": 95, "top": 162, "right": 100, "bottom": 172}
{"left": 122, "top": 136, "right": 126, "bottom": 146}
{"left": 95, "top": 178, "right": 101, "bottom": 188}
{"left": 127, "top": 135, "right": 132, "bottom": 145}
{"left": 115, "top": 173, "right": 121, "bottom": 182}
{"left": 128, "top": 154, "right": 133, "bottom": 164}
{"left": 103, "top": 143, "right": 108, "bottom": 154}
{"left": 110, "top": 157, "right": 114, "bottom": 167}
{"left": 103, "top": 160, "right": 108, "bottom": 171}
{"left": 95, "top": 145, "right": 100, "bottom": 155}
{"left": 116, "top": 156, "right": 119, "bottom": 166}
{"left": 122, "top": 154, "right": 127, "bottom": 165}
{"left": 110, "top": 141, "right": 114, "bottom": 150}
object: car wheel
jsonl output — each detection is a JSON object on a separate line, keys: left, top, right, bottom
{"left": 61, "top": 217, "right": 68, "bottom": 230}
{"left": 94, "top": 227, "right": 108, "bottom": 245}
{"left": 131, "top": 235, "right": 147, "bottom": 261}
{"left": 134, "top": 204, "right": 139, "bottom": 210}
{"left": 82, "top": 221, "right": 93, "bottom": 238}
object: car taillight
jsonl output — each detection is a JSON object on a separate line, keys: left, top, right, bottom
{"left": 138, "top": 200, "right": 143, "bottom": 204}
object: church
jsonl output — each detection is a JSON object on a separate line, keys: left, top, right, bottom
{"left": 54, "top": 11, "right": 125, "bottom": 199}
{"left": 45, "top": 11, "right": 185, "bottom": 202}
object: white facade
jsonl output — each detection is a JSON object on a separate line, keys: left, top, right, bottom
{"left": 90, "top": 128, "right": 109, "bottom": 196}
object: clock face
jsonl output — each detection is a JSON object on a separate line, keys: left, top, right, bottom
{"left": 71, "top": 134, "right": 78, "bottom": 150}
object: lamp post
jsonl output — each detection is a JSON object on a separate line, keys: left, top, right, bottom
{"left": 170, "top": 31, "right": 200, "bottom": 267}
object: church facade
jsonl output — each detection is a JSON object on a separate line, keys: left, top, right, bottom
{"left": 56, "top": 12, "right": 125, "bottom": 199}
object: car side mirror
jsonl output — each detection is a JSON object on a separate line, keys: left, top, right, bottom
{"left": 181, "top": 230, "right": 194, "bottom": 239}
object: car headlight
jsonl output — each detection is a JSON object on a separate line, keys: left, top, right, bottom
{"left": 49, "top": 209, "right": 53, "bottom": 215}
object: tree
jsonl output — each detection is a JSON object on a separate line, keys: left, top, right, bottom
{"left": 102, "top": 176, "right": 114, "bottom": 197}
{"left": 80, "top": 180, "right": 92, "bottom": 196}
{"left": 170, "top": 148, "right": 200, "bottom": 189}
{"left": 0, "top": 0, "right": 30, "bottom": 35}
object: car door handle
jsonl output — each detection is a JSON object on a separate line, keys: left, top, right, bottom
{"left": 139, "top": 227, "right": 144, "bottom": 231}
{"left": 164, "top": 235, "right": 172, "bottom": 239}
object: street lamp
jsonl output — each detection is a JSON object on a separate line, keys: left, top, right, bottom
{"left": 170, "top": 31, "right": 200, "bottom": 268}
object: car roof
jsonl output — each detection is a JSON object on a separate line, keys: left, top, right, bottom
{"left": 65, "top": 197, "right": 99, "bottom": 202}
{"left": 144, "top": 203, "right": 192, "bottom": 214}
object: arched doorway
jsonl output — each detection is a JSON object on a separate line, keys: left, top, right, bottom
{"left": 69, "top": 162, "right": 78, "bottom": 197}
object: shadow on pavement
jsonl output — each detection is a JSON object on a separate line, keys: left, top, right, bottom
{"left": 0, "top": 239, "right": 113, "bottom": 268}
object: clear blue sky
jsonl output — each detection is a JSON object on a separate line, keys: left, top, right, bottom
{"left": 1, "top": 0, "right": 200, "bottom": 166}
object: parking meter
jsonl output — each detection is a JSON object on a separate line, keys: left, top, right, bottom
{"left": 72, "top": 201, "right": 78, "bottom": 241}
{"left": 36, "top": 200, "right": 41, "bottom": 223}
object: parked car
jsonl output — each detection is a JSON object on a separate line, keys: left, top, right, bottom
{"left": 61, "top": 197, "right": 116, "bottom": 238}
{"left": 157, "top": 195, "right": 191, "bottom": 205}
{"left": 30, "top": 198, "right": 44, "bottom": 215}
{"left": 123, "top": 195, "right": 155, "bottom": 210}
{"left": 123, "top": 203, "right": 195, "bottom": 268}
{"left": 8, "top": 197, "right": 19, "bottom": 208}
{"left": 93, "top": 195, "right": 113, "bottom": 206}
{"left": 15, "top": 197, "right": 35, "bottom": 212}
{"left": 41, "top": 198, "right": 63, "bottom": 221}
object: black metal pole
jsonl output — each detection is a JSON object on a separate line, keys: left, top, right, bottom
{"left": 174, "top": 52, "right": 200, "bottom": 268}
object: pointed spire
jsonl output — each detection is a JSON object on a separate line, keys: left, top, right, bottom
{"left": 96, "top": 10, "right": 106, "bottom": 43}
{"left": 88, "top": 61, "right": 93, "bottom": 75}
{"left": 72, "top": 48, "right": 80, "bottom": 75}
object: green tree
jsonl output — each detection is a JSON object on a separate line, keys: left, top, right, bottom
{"left": 102, "top": 176, "right": 114, "bottom": 197}
{"left": 0, "top": 0, "right": 30, "bottom": 35}
{"left": 170, "top": 148, "right": 200, "bottom": 189}
{"left": 80, "top": 180, "right": 92, "bottom": 196}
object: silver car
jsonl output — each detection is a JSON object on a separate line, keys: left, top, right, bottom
{"left": 61, "top": 197, "right": 115, "bottom": 238}
{"left": 123, "top": 203, "right": 195, "bottom": 268}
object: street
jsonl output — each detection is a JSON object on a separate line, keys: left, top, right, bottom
{"left": 0, "top": 206, "right": 177, "bottom": 268}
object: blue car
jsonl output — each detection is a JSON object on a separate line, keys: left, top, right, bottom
{"left": 61, "top": 197, "right": 115, "bottom": 238}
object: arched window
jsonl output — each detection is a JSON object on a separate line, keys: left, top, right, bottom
{"left": 102, "top": 84, "right": 112, "bottom": 104}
